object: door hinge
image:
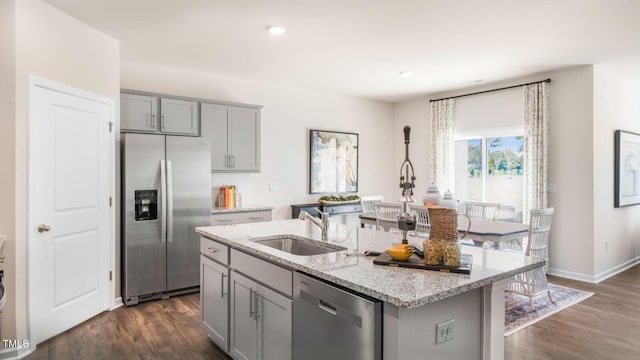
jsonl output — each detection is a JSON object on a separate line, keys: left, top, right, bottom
{"left": 109, "top": 196, "right": 113, "bottom": 207}
{"left": 108, "top": 122, "right": 114, "bottom": 132}
{"left": 109, "top": 271, "right": 113, "bottom": 281}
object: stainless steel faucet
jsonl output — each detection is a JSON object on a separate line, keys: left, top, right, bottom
{"left": 298, "top": 209, "right": 329, "bottom": 240}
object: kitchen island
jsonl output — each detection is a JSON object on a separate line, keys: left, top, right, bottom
{"left": 196, "top": 219, "right": 543, "bottom": 360}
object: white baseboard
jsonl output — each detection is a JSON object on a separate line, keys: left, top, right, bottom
{"left": 110, "top": 297, "right": 123, "bottom": 311}
{"left": 0, "top": 348, "right": 16, "bottom": 360}
{"left": 0, "top": 344, "right": 34, "bottom": 360}
{"left": 593, "top": 256, "right": 640, "bottom": 283}
{"left": 548, "top": 268, "right": 597, "bottom": 283}
{"left": 549, "top": 256, "right": 640, "bottom": 284}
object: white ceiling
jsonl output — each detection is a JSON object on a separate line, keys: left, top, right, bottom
{"left": 45, "top": 0, "right": 640, "bottom": 103}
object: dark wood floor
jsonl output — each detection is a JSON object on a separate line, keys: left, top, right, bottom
{"left": 505, "top": 264, "right": 640, "bottom": 360}
{"left": 25, "top": 293, "right": 231, "bottom": 360}
{"left": 25, "top": 264, "right": 640, "bottom": 360}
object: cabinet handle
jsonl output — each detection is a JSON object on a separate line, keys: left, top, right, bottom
{"left": 232, "top": 155, "right": 236, "bottom": 168}
{"left": 151, "top": 114, "right": 156, "bottom": 128}
{"left": 221, "top": 273, "right": 227, "bottom": 298}
{"left": 225, "top": 154, "right": 229, "bottom": 168}
{"left": 206, "top": 247, "right": 219, "bottom": 254}
{"left": 249, "top": 289, "right": 255, "bottom": 317}
{"left": 254, "top": 292, "right": 262, "bottom": 319}
{"left": 161, "top": 115, "right": 165, "bottom": 129}
{"left": 218, "top": 219, "right": 233, "bottom": 223}
{"left": 248, "top": 217, "right": 264, "bottom": 220}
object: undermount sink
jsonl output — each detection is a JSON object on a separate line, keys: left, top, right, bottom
{"left": 253, "top": 235, "right": 347, "bottom": 256}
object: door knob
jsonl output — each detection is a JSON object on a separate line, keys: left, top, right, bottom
{"left": 37, "top": 224, "right": 51, "bottom": 233}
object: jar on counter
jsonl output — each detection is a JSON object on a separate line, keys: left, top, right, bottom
{"left": 423, "top": 238, "right": 444, "bottom": 265}
{"left": 442, "top": 241, "right": 462, "bottom": 268}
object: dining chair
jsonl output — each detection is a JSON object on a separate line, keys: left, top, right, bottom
{"left": 373, "top": 202, "right": 402, "bottom": 233}
{"left": 360, "top": 195, "right": 384, "bottom": 213}
{"left": 495, "top": 204, "right": 517, "bottom": 222}
{"left": 505, "top": 207, "right": 555, "bottom": 308}
{"left": 409, "top": 204, "right": 430, "bottom": 237}
{"left": 462, "top": 200, "right": 501, "bottom": 221}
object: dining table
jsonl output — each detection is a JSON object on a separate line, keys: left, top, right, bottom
{"left": 359, "top": 211, "right": 529, "bottom": 250}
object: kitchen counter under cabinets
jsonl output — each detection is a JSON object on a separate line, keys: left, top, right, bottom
{"left": 211, "top": 205, "right": 273, "bottom": 226}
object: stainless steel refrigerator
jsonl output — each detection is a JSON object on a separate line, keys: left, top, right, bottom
{"left": 122, "top": 133, "right": 211, "bottom": 305}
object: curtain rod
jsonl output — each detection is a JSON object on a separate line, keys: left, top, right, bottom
{"left": 429, "top": 78, "right": 551, "bottom": 103}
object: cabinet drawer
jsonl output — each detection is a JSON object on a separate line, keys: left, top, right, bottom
{"left": 231, "top": 249, "right": 292, "bottom": 297}
{"left": 201, "top": 237, "right": 229, "bottom": 265}
{"left": 211, "top": 210, "right": 273, "bottom": 226}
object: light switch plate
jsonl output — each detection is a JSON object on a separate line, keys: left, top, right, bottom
{"left": 269, "top": 183, "right": 278, "bottom": 192}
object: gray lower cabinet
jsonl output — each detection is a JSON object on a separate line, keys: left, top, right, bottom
{"left": 229, "top": 272, "right": 292, "bottom": 360}
{"left": 211, "top": 210, "right": 273, "bottom": 227}
{"left": 200, "top": 255, "right": 229, "bottom": 352}
{"left": 201, "top": 102, "right": 261, "bottom": 172}
{"left": 120, "top": 92, "right": 199, "bottom": 136}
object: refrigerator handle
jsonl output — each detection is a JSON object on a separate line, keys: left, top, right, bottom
{"left": 160, "top": 160, "right": 167, "bottom": 243}
{"left": 166, "top": 160, "right": 174, "bottom": 243}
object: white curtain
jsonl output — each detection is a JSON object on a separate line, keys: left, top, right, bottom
{"left": 430, "top": 99, "right": 455, "bottom": 192}
{"left": 523, "top": 82, "right": 550, "bottom": 216}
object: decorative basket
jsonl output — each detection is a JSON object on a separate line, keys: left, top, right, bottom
{"left": 427, "top": 207, "right": 459, "bottom": 241}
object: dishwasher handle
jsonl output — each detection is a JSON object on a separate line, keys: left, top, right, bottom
{"left": 318, "top": 300, "right": 337, "bottom": 316}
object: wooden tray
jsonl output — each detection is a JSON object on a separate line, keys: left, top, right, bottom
{"left": 373, "top": 253, "right": 472, "bottom": 274}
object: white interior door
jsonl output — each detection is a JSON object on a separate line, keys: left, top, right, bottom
{"left": 28, "top": 77, "right": 114, "bottom": 345}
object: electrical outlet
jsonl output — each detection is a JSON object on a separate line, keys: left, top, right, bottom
{"left": 269, "top": 183, "right": 278, "bottom": 192}
{"left": 605, "top": 241, "right": 609, "bottom": 251}
{"left": 436, "top": 319, "right": 455, "bottom": 344}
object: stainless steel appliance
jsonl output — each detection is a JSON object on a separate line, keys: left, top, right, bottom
{"left": 122, "top": 133, "right": 211, "bottom": 305}
{"left": 293, "top": 272, "right": 382, "bottom": 360}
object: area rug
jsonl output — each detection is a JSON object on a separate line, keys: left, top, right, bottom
{"left": 504, "top": 283, "right": 594, "bottom": 336}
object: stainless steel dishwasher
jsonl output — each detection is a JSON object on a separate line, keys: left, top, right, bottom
{"left": 293, "top": 272, "right": 382, "bottom": 360}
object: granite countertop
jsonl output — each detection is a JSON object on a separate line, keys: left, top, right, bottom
{"left": 195, "top": 219, "right": 544, "bottom": 309}
{"left": 211, "top": 204, "right": 274, "bottom": 214}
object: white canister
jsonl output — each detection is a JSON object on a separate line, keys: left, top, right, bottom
{"left": 422, "top": 184, "right": 442, "bottom": 206}
{"left": 440, "top": 189, "right": 458, "bottom": 209}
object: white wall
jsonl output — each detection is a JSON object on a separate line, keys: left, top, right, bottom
{"left": 392, "top": 98, "right": 431, "bottom": 202}
{"left": 0, "top": 0, "right": 16, "bottom": 343}
{"left": 593, "top": 56, "right": 640, "bottom": 278}
{"left": 120, "top": 61, "right": 397, "bottom": 220}
{"left": 393, "top": 66, "right": 596, "bottom": 280}
{"left": 7, "top": 0, "right": 120, "bottom": 347}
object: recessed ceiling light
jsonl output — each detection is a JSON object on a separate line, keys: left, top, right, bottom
{"left": 399, "top": 71, "right": 413, "bottom": 78}
{"left": 267, "top": 26, "right": 287, "bottom": 36}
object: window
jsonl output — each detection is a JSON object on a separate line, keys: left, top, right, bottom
{"left": 455, "top": 134, "right": 524, "bottom": 211}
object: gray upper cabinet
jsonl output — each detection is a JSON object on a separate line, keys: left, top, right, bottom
{"left": 120, "top": 93, "right": 158, "bottom": 132}
{"left": 159, "top": 98, "right": 199, "bottom": 136}
{"left": 120, "top": 92, "right": 199, "bottom": 136}
{"left": 201, "top": 102, "right": 261, "bottom": 172}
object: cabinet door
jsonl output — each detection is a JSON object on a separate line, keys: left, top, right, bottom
{"left": 200, "top": 255, "right": 229, "bottom": 352}
{"left": 201, "top": 103, "right": 231, "bottom": 171}
{"left": 120, "top": 93, "right": 158, "bottom": 132}
{"left": 229, "top": 106, "right": 260, "bottom": 171}
{"left": 159, "top": 98, "right": 199, "bottom": 135}
{"left": 230, "top": 272, "right": 259, "bottom": 360}
{"left": 258, "top": 285, "right": 292, "bottom": 360}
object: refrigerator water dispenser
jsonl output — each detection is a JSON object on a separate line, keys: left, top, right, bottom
{"left": 134, "top": 190, "right": 158, "bottom": 221}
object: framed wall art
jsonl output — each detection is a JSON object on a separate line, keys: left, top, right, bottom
{"left": 614, "top": 129, "right": 640, "bottom": 207}
{"left": 309, "top": 129, "right": 359, "bottom": 194}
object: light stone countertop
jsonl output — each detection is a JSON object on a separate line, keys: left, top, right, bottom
{"left": 196, "top": 219, "right": 544, "bottom": 309}
{"left": 211, "top": 204, "right": 274, "bottom": 214}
